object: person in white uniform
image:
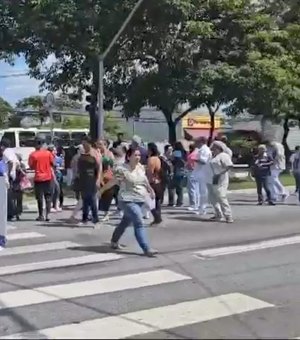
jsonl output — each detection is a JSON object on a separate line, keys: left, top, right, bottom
{"left": 207, "top": 141, "right": 234, "bottom": 223}
{"left": 266, "top": 141, "right": 288, "bottom": 201}
{"left": 193, "top": 137, "right": 212, "bottom": 215}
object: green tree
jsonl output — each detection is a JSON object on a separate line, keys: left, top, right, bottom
{"left": 226, "top": 0, "right": 300, "bottom": 160}
{"left": 0, "top": 97, "right": 13, "bottom": 127}
{"left": 15, "top": 95, "right": 43, "bottom": 110}
{"left": 0, "top": 0, "right": 196, "bottom": 141}
{"left": 62, "top": 114, "right": 120, "bottom": 136}
{"left": 107, "top": 0, "right": 281, "bottom": 142}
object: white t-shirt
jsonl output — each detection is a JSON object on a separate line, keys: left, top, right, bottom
{"left": 224, "top": 146, "right": 233, "bottom": 159}
{"left": 271, "top": 142, "right": 286, "bottom": 171}
{"left": 207, "top": 152, "right": 233, "bottom": 186}
{"left": 3, "top": 148, "right": 19, "bottom": 180}
{"left": 194, "top": 145, "right": 212, "bottom": 178}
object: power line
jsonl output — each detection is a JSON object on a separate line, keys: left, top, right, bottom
{"left": 0, "top": 73, "right": 29, "bottom": 78}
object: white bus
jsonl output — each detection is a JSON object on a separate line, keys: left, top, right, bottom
{"left": 0, "top": 128, "right": 89, "bottom": 168}
{"left": 0, "top": 128, "right": 89, "bottom": 147}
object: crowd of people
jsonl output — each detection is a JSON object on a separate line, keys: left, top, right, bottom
{"left": 0, "top": 131, "right": 299, "bottom": 256}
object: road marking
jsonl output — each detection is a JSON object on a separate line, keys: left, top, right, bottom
{"left": 7, "top": 232, "right": 45, "bottom": 241}
{"left": 0, "top": 269, "right": 190, "bottom": 310}
{"left": 0, "top": 241, "right": 81, "bottom": 257}
{"left": 0, "top": 253, "right": 123, "bottom": 276}
{"left": 195, "top": 235, "right": 300, "bottom": 258}
{"left": 3, "top": 293, "right": 273, "bottom": 339}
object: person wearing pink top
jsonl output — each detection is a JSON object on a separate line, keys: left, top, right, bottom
{"left": 186, "top": 143, "right": 199, "bottom": 210}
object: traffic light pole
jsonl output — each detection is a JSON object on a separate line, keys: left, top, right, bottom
{"left": 97, "top": 0, "right": 145, "bottom": 139}
{"left": 97, "top": 57, "right": 105, "bottom": 140}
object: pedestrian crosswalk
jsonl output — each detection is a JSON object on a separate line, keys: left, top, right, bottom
{"left": 0, "top": 226, "right": 296, "bottom": 339}
{"left": 1, "top": 293, "right": 273, "bottom": 339}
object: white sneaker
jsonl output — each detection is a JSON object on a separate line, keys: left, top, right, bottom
{"left": 93, "top": 222, "right": 101, "bottom": 229}
{"left": 78, "top": 221, "right": 88, "bottom": 227}
{"left": 101, "top": 214, "right": 110, "bottom": 222}
{"left": 197, "top": 209, "right": 207, "bottom": 216}
{"left": 144, "top": 212, "right": 150, "bottom": 219}
{"left": 281, "top": 193, "right": 289, "bottom": 202}
{"left": 187, "top": 207, "right": 197, "bottom": 211}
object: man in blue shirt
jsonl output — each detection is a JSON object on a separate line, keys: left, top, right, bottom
{"left": 252, "top": 144, "right": 276, "bottom": 206}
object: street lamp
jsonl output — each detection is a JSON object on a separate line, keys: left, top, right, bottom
{"left": 97, "top": 0, "right": 145, "bottom": 139}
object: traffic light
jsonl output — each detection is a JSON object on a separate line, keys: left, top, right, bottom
{"left": 85, "top": 85, "right": 98, "bottom": 140}
{"left": 85, "top": 85, "right": 97, "bottom": 113}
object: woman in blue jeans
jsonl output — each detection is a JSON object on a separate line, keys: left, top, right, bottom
{"left": 100, "top": 146, "right": 157, "bottom": 257}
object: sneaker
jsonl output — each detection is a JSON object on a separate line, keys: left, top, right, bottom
{"left": 281, "top": 193, "right": 289, "bottom": 202}
{"left": 143, "top": 212, "right": 150, "bottom": 220}
{"left": 51, "top": 208, "right": 57, "bottom": 213}
{"left": 226, "top": 218, "right": 234, "bottom": 224}
{"left": 101, "top": 214, "right": 110, "bottom": 222}
{"left": 36, "top": 216, "right": 45, "bottom": 222}
{"left": 187, "top": 207, "right": 197, "bottom": 211}
{"left": 257, "top": 202, "right": 263, "bottom": 206}
{"left": 68, "top": 216, "right": 78, "bottom": 224}
{"left": 209, "top": 216, "right": 224, "bottom": 222}
{"left": 150, "top": 220, "right": 163, "bottom": 227}
{"left": 56, "top": 207, "right": 62, "bottom": 212}
{"left": 268, "top": 201, "right": 276, "bottom": 206}
{"left": 92, "top": 222, "right": 101, "bottom": 229}
{"left": 110, "top": 242, "right": 126, "bottom": 250}
{"left": 144, "top": 248, "right": 158, "bottom": 257}
{"left": 78, "top": 221, "right": 88, "bottom": 227}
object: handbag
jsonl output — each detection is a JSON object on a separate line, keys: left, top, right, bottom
{"left": 20, "top": 175, "right": 32, "bottom": 191}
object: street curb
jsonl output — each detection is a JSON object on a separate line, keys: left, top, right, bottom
{"left": 227, "top": 185, "right": 294, "bottom": 195}
{"left": 23, "top": 185, "right": 295, "bottom": 210}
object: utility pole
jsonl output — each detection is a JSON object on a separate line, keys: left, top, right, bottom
{"left": 97, "top": 0, "right": 145, "bottom": 139}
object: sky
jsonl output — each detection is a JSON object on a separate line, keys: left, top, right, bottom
{"left": 0, "top": 55, "right": 49, "bottom": 106}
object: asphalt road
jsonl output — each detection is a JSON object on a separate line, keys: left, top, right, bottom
{"left": 0, "top": 193, "right": 300, "bottom": 339}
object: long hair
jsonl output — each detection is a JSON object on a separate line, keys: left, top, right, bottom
{"left": 148, "top": 142, "right": 159, "bottom": 157}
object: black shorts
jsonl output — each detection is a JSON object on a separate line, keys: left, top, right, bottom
{"left": 34, "top": 181, "right": 52, "bottom": 199}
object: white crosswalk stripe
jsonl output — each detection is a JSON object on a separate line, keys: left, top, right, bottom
{"left": 0, "top": 228, "right": 282, "bottom": 339}
{"left": 7, "top": 232, "right": 45, "bottom": 241}
{"left": 0, "top": 269, "right": 190, "bottom": 310}
{"left": 0, "top": 241, "right": 81, "bottom": 257}
{"left": 194, "top": 235, "right": 300, "bottom": 259}
{"left": 0, "top": 253, "right": 123, "bottom": 275}
{"left": 1, "top": 293, "right": 273, "bottom": 339}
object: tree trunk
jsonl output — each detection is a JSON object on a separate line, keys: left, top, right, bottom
{"left": 208, "top": 107, "right": 215, "bottom": 146}
{"left": 167, "top": 120, "right": 177, "bottom": 144}
{"left": 89, "top": 106, "right": 98, "bottom": 141}
{"left": 282, "top": 117, "right": 291, "bottom": 170}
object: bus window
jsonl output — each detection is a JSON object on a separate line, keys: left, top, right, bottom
{"left": 36, "top": 132, "right": 51, "bottom": 144}
{"left": 71, "top": 132, "right": 87, "bottom": 144}
{"left": 2, "top": 132, "right": 16, "bottom": 147}
{"left": 55, "top": 132, "right": 70, "bottom": 140}
{"left": 19, "top": 131, "right": 36, "bottom": 147}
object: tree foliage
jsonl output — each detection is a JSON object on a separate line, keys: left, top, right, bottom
{"left": 1, "top": 0, "right": 300, "bottom": 143}
{"left": 0, "top": 97, "right": 13, "bottom": 127}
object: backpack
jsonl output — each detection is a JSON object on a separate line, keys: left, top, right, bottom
{"left": 159, "top": 156, "right": 172, "bottom": 183}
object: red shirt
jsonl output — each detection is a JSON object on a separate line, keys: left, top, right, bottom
{"left": 29, "top": 149, "right": 54, "bottom": 182}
